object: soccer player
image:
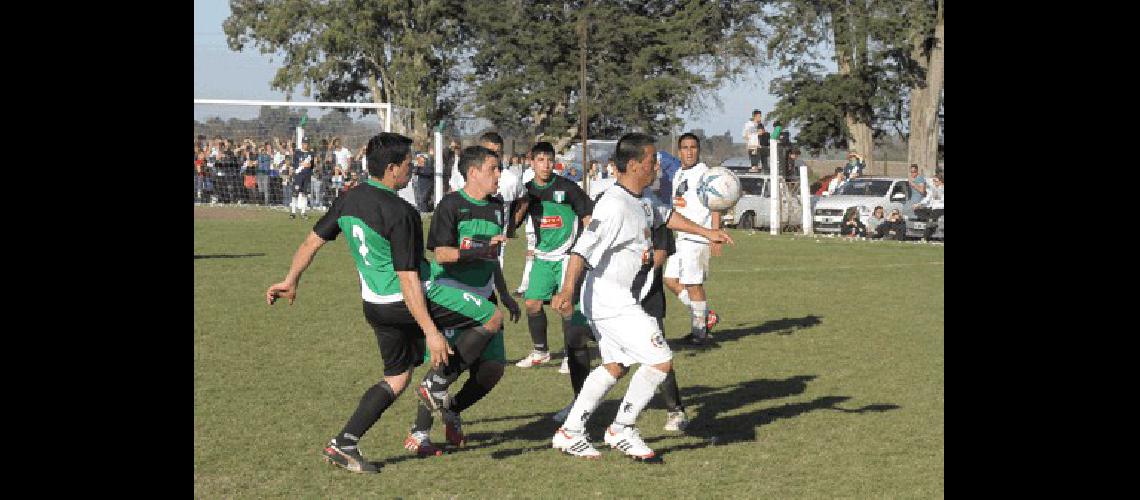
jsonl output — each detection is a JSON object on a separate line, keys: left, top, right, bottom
{"left": 663, "top": 133, "right": 722, "bottom": 345}
{"left": 512, "top": 141, "right": 593, "bottom": 369}
{"left": 549, "top": 133, "right": 733, "bottom": 459}
{"left": 290, "top": 139, "right": 315, "bottom": 219}
{"left": 265, "top": 132, "right": 505, "bottom": 474}
{"left": 403, "top": 145, "right": 523, "bottom": 456}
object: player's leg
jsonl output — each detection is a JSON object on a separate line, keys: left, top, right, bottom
{"left": 518, "top": 258, "right": 559, "bottom": 367}
{"left": 663, "top": 254, "right": 691, "bottom": 307}
{"left": 653, "top": 317, "right": 688, "bottom": 431}
{"left": 324, "top": 304, "right": 424, "bottom": 473}
{"left": 553, "top": 306, "right": 595, "bottom": 423}
{"left": 603, "top": 311, "right": 673, "bottom": 459}
{"left": 298, "top": 180, "right": 310, "bottom": 219}
{"left": 680, "top": 243, "right": 717, "bottom": 344}
{"left": 515, "top": 227, "right": 536, "bottom": 296}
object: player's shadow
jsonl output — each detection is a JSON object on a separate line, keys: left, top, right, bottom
{"left": 645, "top": 375, "right": 899, "bottom": 454}
{"left": 669, "top": 314, "right": 823, "bottom": 354}
{"left": 193, "top": 253, "right": 266, "bottom": 259}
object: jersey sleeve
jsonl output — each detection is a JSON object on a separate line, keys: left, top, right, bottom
{"left": 653, "top": 225, "right": 675, "bottom": 256}
{"left": 566, "top": 180, "right": 594, "bottom": 218}
{"left": 570, "top": 201, "right": 623, "bottom": 268}
{"left": 312, "top": 194, "right": 344, "bottom": 241}
{"left": 425, "top": 197, "right": 458, "bottom": 251}
{"left": 386, "top": 205, "right": 425, "bottom": 272}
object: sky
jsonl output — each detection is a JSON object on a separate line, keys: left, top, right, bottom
{"left": 194, "top": 0, "right": 782, "bottom": 139}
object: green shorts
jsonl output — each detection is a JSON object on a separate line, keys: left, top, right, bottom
{"left": 419, "top": 290, "right": 505, "bottom": 364}
{"left": 523, "top": 257, "right": 567, "bottom": 301}
{"left": 424, "top": 279, "right": 497, "bottom": 324}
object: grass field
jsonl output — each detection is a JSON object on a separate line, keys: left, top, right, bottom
{"left": 194, "top": 205, "right": 944, "bottom": 498}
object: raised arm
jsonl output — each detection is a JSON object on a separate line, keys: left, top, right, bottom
{"left": 266, "top": 231, "right": 328, "bottom": 305}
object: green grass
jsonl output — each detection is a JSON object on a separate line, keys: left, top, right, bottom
{"left": 194, "top": 206, "right": 943, "bottom": 498}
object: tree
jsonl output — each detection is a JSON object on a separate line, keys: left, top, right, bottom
{"left": 905, "top": 0, "right": 943, "bottom": 170}
{"left": 223, "top": 0, "right": 466, "bottom": 146}
{"left": 463, "top": 0, "right": 764, "bottom": 149}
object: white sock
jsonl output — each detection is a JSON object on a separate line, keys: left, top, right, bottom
{"left": 612, "top": 365, "right": 669, "bottom": 427}
{"left": 563, "top": 366, "right": 618, "bottom": 433}
{"left": 677, "top": 289, "right": 691, "bottom": 307}
{"left": 690, "top": 300, "right": 707, "bottom": 337}
{"left": 290, "top": 196, "right": 298, "bottom": 214}
{"left": 299, "top": 194, "right": 309, "bottom": 214}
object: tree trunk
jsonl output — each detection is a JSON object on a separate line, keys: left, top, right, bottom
{"left": 834, "top": 2, "right": 874, "bottom": 168}
{"left": 837, "top": 57, "right": 875, "bottom": 167}
{"left": 907, "top": 0, "right": 943, "bottom": 174}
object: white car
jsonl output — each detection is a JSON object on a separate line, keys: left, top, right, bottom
{"left": 812, "top": 177, "right": 917, "bottom": 234}
{"left": 722, "top": 173, "right": 802, "bottom": 231}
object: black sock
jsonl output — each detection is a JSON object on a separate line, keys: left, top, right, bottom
{"left": 411, "top": 402, "right": 435, "bottom": 434}
{"left": 527, "top": 311, "right": 548, "bottom": 352}
{"left": 337, "top": 381, "right": 397, "bottom": 445}
{"left": 657, "top": 370, "right": 684, "bottom": 413}
{"left": 564, "top": 323, "right": 593, "bottom": 396}
{"left": 453, "top": 362, "right": 500, "bottom": 414}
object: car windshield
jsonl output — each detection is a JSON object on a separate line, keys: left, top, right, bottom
{"left": 835, "top": 179, "right": 893, "bottom": 197}
{"left": 740, "top": 177, "right": 766, "bottom": 196}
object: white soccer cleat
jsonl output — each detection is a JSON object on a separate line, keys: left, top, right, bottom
{"left": 552, "top": 427, "right": 600, "bottom": 458}
{"left": 604, "top": 425, "right": 655, "bottom": 459}
{"left": 552, "top": 402, "right": 574, "bottom": 424}
{"left": 558, "top": 357, "right": 570, "bottom": 374}
{"left": 663, "top": 410, "right": 689, "bottom": 432}
{"left": 515, "top": 350, "right": 552, "bottom": 368}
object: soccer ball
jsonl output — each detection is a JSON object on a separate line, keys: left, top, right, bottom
{"left": 696, "top": 167, "right": 742, "bottom": 211}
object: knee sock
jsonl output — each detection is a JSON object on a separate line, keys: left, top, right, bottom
{"left": 657, "top": 370, "right": 684, "bottom": 413}
{"left": 453, "top": 362, "right": 502, "bottom": 414}
{"left": 411, "top": 402, "right": 435, "bottom": 434}
{"left": 677, "top": 289, "right": 692, "bottom": 307}
{"left": 299, "top": 193, "right": 309, "bottom": 215}
{"left": 337, "top": 380, "right": 397, "bottom": 446}
{"left": 613, "top": 366, "right": 669, "bottom": 428}
{"left": 690, "top": 300, "right": 707, "bottom": 338}
{"left": 564, "top": 323, "right": 594, "bottom": 396}
{"left": 527, "top": 311, "right": 548, "bottom": 352}
{"left": 290, "top": 195, "right": 298, "bottom": 213}
{"left": 563, "top": 366, "right": 618, "bottom": 433}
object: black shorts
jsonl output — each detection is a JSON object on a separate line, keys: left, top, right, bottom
{"left": 293, "top": 176, "right": 312, "bottom": 194}
{"left": 363, "top": 300, "right": 486, "bottom": 377}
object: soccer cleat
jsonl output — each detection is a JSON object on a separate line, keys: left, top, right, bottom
{"left": 441, "top": 409, "right": 466, "bottom": 447}
{"left": 552, "top": 427, "right": 600, "bottom": 458}
{"left": 322, "top": 439, "right": 380, "bottom": 473}
{"left": 403, "top": 432, "right": 444, "bottom": 457}
{"left": 558, "top": 357, "right": 570, "bottom": 374}
{"left": 706, "top": 310, "right": 720, "bottom": 332}
{"left": 604, "top": 425, "right": 655, "bottom": 460}
{"left": 663, "top": 410, "right": 689, "bottom": 432}
{"left": 515, "top": 350, "right": 552, "bottom": 368}
{"left": 552, "top": 402, "right": 574, "bottom": 424}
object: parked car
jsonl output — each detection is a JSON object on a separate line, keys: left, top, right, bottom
{"left": 721, "top": 173, "right": 802, "bottom": 231}
{"left": 812, "top": 177, "right": 917, "bottom": 235}
{"left": 719, "top": 156, "right": 753, "bottom": 174}
{"left": 906, "top": 212, "right": 944, "bottom": 240}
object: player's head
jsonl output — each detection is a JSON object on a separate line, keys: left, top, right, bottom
{"left": 459, "top": 145, "right": 501, "bottom": 197}
{"left": 752, "top": 109, "right": 762, "bottom": 121}
{"left": 530, "top": 141, "right": 556, "bottom": 183}
{"left": 479, "top": 132, "right": 504, "bottom": 156}
{"left": 365, "top": 132, "right": 414, "bottom": 188}
{"left": 678, "top": 132, "right": 701, "bottom": 168}
{"left": 613, "top": 133, "right": 658, "bottom": 190}
{"left": 789, "top": 147, "right": 801, "bottom": 159}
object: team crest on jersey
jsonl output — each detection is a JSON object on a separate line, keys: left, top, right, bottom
{"left": 553, "top": 190, "right": 565, "bottom": 203}
{"left": 650, "top": 331, "right": 666, "bottom": 348}
{"left": 541, "top": 215, "right": 563, "bottom": 229}
{"left": 444, "top": 328, "right": 456, "bottom": 339}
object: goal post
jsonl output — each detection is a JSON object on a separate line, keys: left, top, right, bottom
{"left": 193, "top": 99, "right": 418, "bottom": 209}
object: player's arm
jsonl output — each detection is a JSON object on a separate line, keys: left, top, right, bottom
{"left": 552, "top": 212, "right": 621, "bottom": 316}
{"left": 266, "top": 231, "right": 328, "bottom": 306}
{"left": 492, "top": 264, "right": 521, "bottom": 322}
{"left": 666, "top": 210, "right": 735, "bottom": 246}
{"left": 390, "top": 209, "right": 452, "bottom": 368}
{"left": 710, "top": 210, "right": 723, "bottom": 257}
{"left": 552, "top": 253, "right": 587, "bottom": 317}
{"left": 512, "top": 196, "right": 530, "bottom": 229}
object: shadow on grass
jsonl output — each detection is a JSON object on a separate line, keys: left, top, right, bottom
{"left": 194, "top": 253, "right": 266, "bottom": 259}
{"left": 670, "top": 315, "right": 823, "bottom": 355}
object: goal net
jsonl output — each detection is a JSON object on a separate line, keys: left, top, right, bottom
{"left": 192, "top": 99, "right": 417, "bottom": 210}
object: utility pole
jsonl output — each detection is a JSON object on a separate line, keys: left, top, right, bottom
{"left": 579, "top": 0, "right": 590, "bottom": 194}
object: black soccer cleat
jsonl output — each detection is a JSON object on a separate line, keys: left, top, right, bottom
{"left": 321, "top": 439, "right": 380, "bottom": 474}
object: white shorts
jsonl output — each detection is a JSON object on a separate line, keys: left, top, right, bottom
{"left": 591, "top": 306, "right": 673, "bottom": 367}
{"left": 663, "top": 239, "right": 710, "bottom": 285}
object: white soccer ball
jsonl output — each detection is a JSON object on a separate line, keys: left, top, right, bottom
{"left": 696, "top": 167, "right": 742, "bottom": 211}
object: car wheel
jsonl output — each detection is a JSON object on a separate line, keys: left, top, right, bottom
{"left": 740, "top": 212, "right": 754, "bottom": 230}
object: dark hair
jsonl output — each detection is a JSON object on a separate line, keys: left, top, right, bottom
{"left": 834, "top": 167, "right": 843, "bottom": 174}
{"left": 531, "top": 141, "right": 555, "bottom": 158}
{"left": 873, "top": 205, "right": 884, "bottom": 213}
{"left": 752, "top": 109, "right": 762, "bottom": 116}
{"left": 459, "top": 145, "right": 499, "bottom": 180}
{"left": 365, "top": 132, "right": 413, "bottom": 178}
{"left": 613, "top": 133, "right": 656, "bottom": 173}
{"left": 789, "top": 147, "right": 801, "bottom": 155}
{"left": 678, "top": 132, "right": 701, "bottom": 148}
{"left": 479, "top": 132, "right": 504, "bottom": 148}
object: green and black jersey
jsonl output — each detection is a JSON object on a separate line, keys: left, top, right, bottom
{"left": 427, "top": 190, "right": 505, "bottom": 297}
{"left": 523, "top": 175, "right": 593, "bottom": 260}
{"left": 313, "top": 179, "right": 431, "bottom": 303}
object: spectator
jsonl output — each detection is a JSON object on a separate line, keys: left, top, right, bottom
{"left": 743, "top": 109, "right": 763, "bottom": 172}
{"left": 564, "top": 163, "right": 582, "bottom": 184}
{"left": 785, "top": 147, "right": 806, "bottom": 179}
{"left": 913, "top": 174, "right": 944, "bottom": 240}
{"left": 874, "top": 208, "right": 907, "bottom": 240}
{"left": 311, "top": 154, "right": 325, "bottom": 210}
{"left": 257, "top": 142, "right": 273, "bottom": 205}
{"left": 907, "top": 163, "right": 927, "bottom": 204}
{"left": 447, "top": 139, "right": 463, "bottom": 192}
{"left": 271, "top": 142, "right": 286, "bottom": 205}
{"left": 824, "top": 168, "right": 845, "bottom": 197}
{"left": 843, "top": 152, "right": 865, "bottom": 179}
{"left": 839, "top": 207, "right": 867, "bottom": 237}
{"left": 865, "top": 206, "right": 886, "bottom": 235}
{"left": 413, "top": 152, "right": 434, "bottom": 212}
{"left": 194, "top": 150, "right": 207, "bottom": 203}
{"left": 331, "top": 166, "right": 345, "bottom": 200}
{"left": 756, "top": 122, "right": 771, "bottom": 173}
{"left": 333, "top": 138, "right": 353, "bottom": 178}
{"left": 242, "top": 145, "right": 259, "bottom": 204}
